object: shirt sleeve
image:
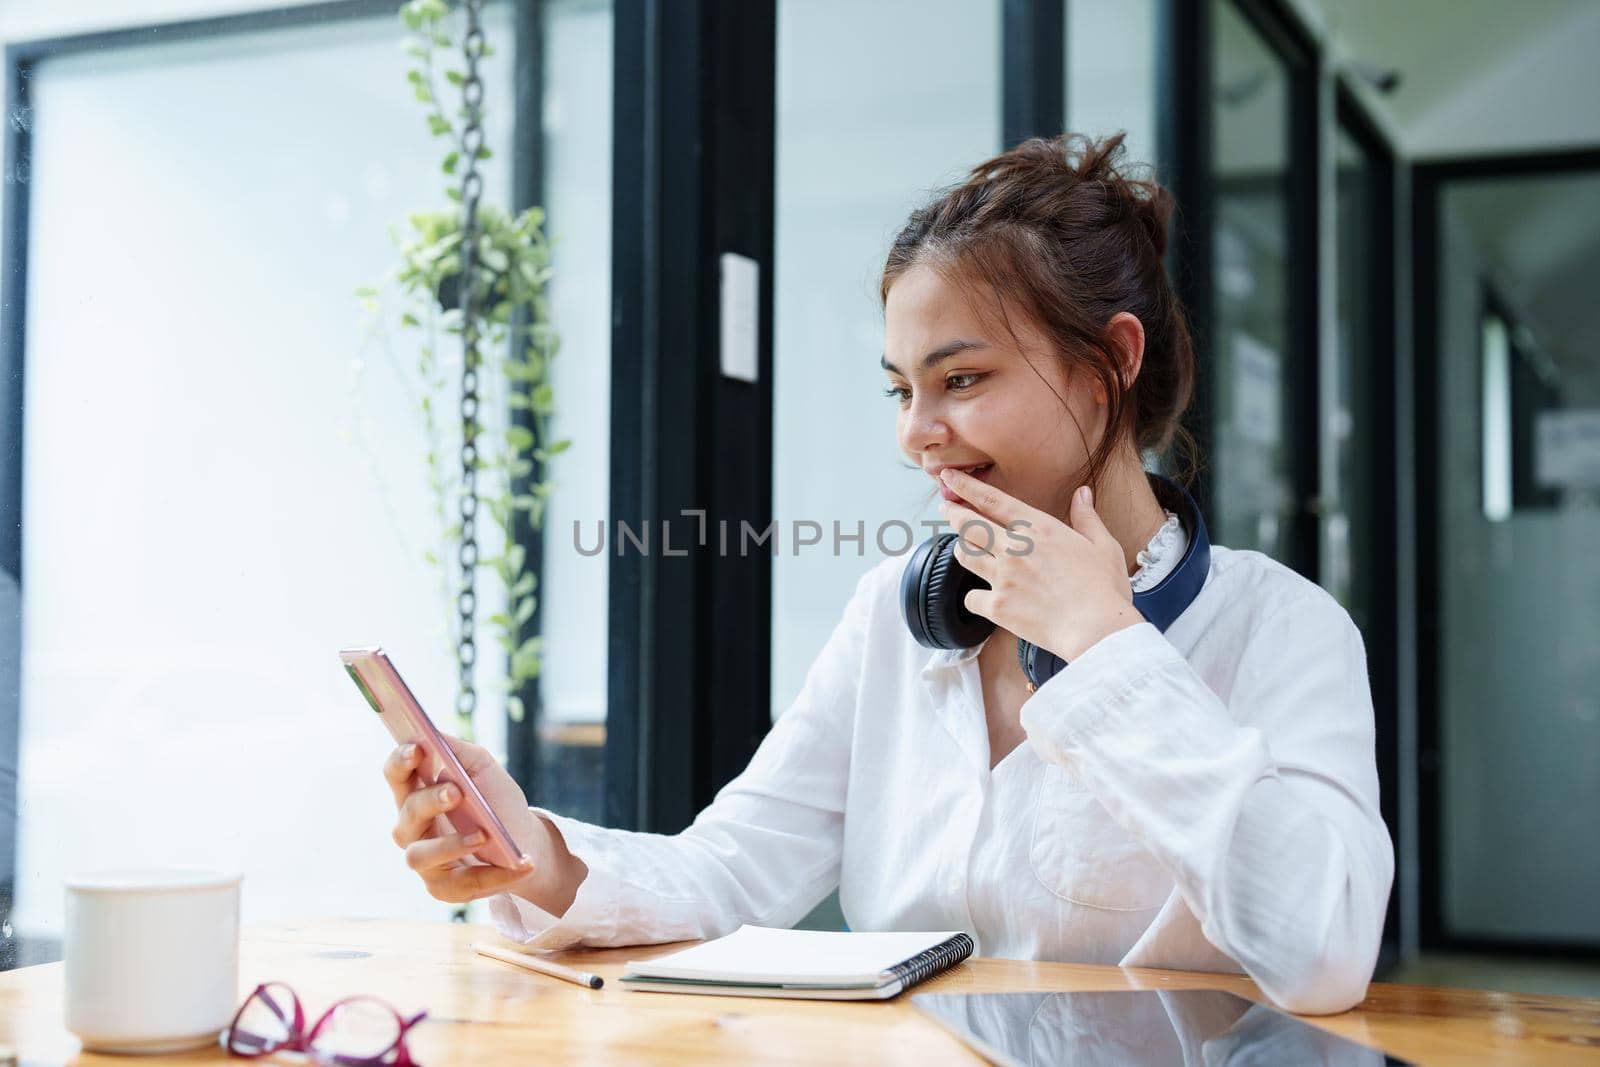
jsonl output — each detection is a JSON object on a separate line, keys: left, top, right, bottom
{"left": 1018, "top": 593, "right": 1394, "bottom": 1015}
{"left": 486, "top": 566, "right": 875, "bottom": 950}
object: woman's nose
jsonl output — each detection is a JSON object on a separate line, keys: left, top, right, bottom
{"left": 899, "top": 397, "right": 952, "bottom": 454}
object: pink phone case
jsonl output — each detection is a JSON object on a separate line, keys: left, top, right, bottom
{"left": 340, "top": 646, "right": 530, "bottom": 870}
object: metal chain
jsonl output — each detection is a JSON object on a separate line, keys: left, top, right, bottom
{"left": 455, "top": 0, "right": 487, "bottom": 728}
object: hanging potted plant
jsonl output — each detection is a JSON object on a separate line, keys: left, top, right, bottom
{"left": 356, "top": 0, "right": 566, "bottom": 744}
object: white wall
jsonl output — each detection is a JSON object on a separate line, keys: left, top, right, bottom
{"left": 1067, "top": 0, "right": 1160, "bottom": 172}
{"left": 770, "top": 0, "right": 1000, "bottom": 718}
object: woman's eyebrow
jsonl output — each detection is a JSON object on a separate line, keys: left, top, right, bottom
{"left": 880, "top": 339, "right": 989, "bottom": 376}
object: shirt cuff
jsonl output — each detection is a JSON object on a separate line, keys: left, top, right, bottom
{"left": 486, "top": 807, "right": 621, "bottom": 951}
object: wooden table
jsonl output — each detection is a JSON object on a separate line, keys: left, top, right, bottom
{"left": 2, "top": 919, "right": 1598, "bottom": 1064}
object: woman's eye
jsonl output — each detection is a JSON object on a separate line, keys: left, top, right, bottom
{"left": 883, "top": 384, "right": 911, "bottom": 403}
{"left": 946, "top": 372, "right": 984, "bottom": 391}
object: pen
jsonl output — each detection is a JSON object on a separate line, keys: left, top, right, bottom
{"left": 473, "top": 941, "right": 605, "bottom": 989}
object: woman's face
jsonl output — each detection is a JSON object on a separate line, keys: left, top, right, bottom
{"left": 882, "top": 261, "right": 1102, "bottom": 520}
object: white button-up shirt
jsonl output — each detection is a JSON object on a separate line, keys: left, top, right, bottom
{"left": 490, "top": 545, "right": 1394, "bottom": 1015}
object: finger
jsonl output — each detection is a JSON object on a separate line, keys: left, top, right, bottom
{"left": 939, "top": 501, "right": 1000, "bottom": 558}
{"left": 962, "top": 587, "right": 998, "bottom": 623}
{"left": 424, "top": 860, "right": 536, "bottom": 905}
{"left": 392, "top": 781, "right": 461, "bottom": 849}
{"left": 1069, "top": 484, "right": 1118, "bottom": 551}
{"left": 406, "top": 829, "right": 495, "bottom": 874}
{"left": 382, "top": 743, "right": 423, "bottom": 808}
{"left": 938, "top": 467, "right": 1042, "bottom": 526}
{"left": 437, "top": 732, "right": 498, "bottom": 776}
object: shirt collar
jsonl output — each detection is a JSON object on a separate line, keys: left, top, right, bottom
{"left": 919, "top": 635, "right": 989, "bottom": 677}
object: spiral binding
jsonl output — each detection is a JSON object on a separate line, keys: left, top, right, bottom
{"left": 885, "top": 932, "right": 975, "bottom": 989}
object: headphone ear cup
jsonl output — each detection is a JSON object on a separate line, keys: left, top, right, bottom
{"left": 922, "top": 534, "right": 995, "bottom": 649}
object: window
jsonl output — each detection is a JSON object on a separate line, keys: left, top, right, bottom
{"left": 2, "top": 0, "right": 612, "bottom": 957}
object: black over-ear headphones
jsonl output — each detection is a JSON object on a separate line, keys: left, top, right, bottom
{"left": 899, "top": 473, "right": 1210, "bottom": 689}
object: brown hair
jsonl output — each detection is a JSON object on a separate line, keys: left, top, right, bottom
{"left": 880, "top": 132, "right": 1198, "bottom": 492}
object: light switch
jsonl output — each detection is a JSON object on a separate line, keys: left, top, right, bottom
{"left": 719, "top": 252, "right": 759, "bottom": 383}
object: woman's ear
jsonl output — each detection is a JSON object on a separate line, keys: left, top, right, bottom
{"left": 1094, "top": 312, "right": 1147, "bottom": 403}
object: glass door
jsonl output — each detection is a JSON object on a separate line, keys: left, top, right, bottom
{"left": 1207, "top": 0, "right": 1318, "bottom": 573}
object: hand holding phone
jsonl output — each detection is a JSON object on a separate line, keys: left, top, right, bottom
{"left": 342, "top": 647, "right": 532, "bottom": 875}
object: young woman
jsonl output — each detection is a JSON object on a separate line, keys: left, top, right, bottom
{"left": 380, "top": 134, "right": 1393, "bottom": 1016}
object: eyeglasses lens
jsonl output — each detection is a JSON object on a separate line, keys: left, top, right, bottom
{"left": 308, "top": 998, "right": 403, "bottom": 1064}
{"left": 229, "top": 982, "right": 297, "bottom": 1054}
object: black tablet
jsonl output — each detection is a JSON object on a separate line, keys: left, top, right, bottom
{"left": 912, "top": 989, "right": 1414, "bottom": 1066}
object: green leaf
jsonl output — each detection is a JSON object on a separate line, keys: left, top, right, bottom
{"left": 488, "top": 612, "right": 512, "bottom": 629}
{"left": 507, "top": 694, "right": 524, "bottom": 723}
{"left": 428, "top": 114, "right": 452, "bottom": 137}
{"left": 515, "top": 597, "right": 535, "bottom": 624}
{"left": 441, "top": 151, "right": 459, "bottom": 175}
{"left": 510, "top": 635, "right": 543, "bottom": 679}
{"left": 445, "top": 70, "right": 466, "bottom": 87}
{"left": 544, "top": 438, "right": 572, "bottom": 457}
{"left": 511, "top": 572, "right": 536, "bottom": 598}
{"left": 400, "top": 311, "right": 420, "bottom": 327}
{"left": 504, "top": 425, "right": 535, "bottom": 450}
{"left": 532, "top": 383, "right": 555, "bottom": 411}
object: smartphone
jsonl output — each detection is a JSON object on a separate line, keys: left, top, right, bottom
{"left": 340, "top": 646, "right": 530, "bottom": 870}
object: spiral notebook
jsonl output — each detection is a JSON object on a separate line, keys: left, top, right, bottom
{"left": 618, "top": 925, "right": 975, "bottom": 1001}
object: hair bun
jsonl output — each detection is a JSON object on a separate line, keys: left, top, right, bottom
{"left": 971, "top": 133, "right": 1173, "bottom": 258}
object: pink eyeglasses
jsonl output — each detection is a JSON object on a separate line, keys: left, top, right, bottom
{"left": 225, "top": 981, "right": 427, "bottom": 1066}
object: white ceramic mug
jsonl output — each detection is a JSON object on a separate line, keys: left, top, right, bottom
{"left": 64, "top": 869, "right": 242, "bottom": 1054}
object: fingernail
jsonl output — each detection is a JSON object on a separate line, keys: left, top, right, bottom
{"left": 464, "top": 831, "right": 485, "bottom": 847}
{"left": 439, "top": 785, "right": 457, "bottom": 804}
{"left": 402, "top": 744, "right": 417, "bottom": 760}
{"left": 516, "top": 855, "right": 534, "bottom": 869}
{"left": 1078, "top": 485, "right": 1092, "bottom": 505}
{"left": 939, "top": 468, "right": 954, "bottom": 483}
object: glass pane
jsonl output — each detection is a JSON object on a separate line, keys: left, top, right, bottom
{"left": 1435, "top": 169, "right": 1600, "bottom": 944}
{"left": 530, "top": 0, "right": 613, "bottom": 825}
{"left": 772, "top": 0, "right": 1001, "bottom": 721}
{"left": 5, "top": 1, "right": 611, "bottom": 952}
{"left": 1209, "top": 0, "right": 1296, "bottom": 561}
{"left": 1067, "top": 0, "right": 1161, "bottom": 171}
{"left": 1330, "top": 126, "right": 1380, "bottom": 631}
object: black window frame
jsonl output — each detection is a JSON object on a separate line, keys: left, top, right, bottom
{"left": 1166, "top": 0, "right": 1321, "bottom": 579}
{"left": 604, "top": 0, "right": 777, "bottom": 832}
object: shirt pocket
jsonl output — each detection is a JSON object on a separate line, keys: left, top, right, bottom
{"left": 1028, "top": 764, "right": 1172, "bottom": 911}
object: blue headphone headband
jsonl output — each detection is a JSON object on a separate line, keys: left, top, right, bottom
{"left": 901, "top": 472, "right": 1212, "bottom": 689}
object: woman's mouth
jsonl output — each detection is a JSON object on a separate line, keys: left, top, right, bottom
{"left": 938, "top": 464, "right": 992, "bottom": 502}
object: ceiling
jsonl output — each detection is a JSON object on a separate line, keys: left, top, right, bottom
{"left": 1296, "top": 0, "right": 1600, "bottom": 159}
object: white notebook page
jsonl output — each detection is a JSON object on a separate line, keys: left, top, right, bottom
{"left": 623, "top": 925, "right": 965, "bottom": 985}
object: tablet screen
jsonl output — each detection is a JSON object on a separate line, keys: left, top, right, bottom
{"left": 912, "top": 989, "right": 1412, "bottom": 1066}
